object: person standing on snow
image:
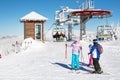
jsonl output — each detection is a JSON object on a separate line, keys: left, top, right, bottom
{"left": 87, "top": 44, "right": 93, "bottom": 67}
{"left": 90, "top": 39, "right": 103, "bottom": 74}
{"left": 66, "top": 38, "right": 82, "bottom": 71}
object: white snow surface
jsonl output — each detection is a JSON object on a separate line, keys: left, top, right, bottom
{"left": 0, "top": 37, "right": 120, "bottom": 80}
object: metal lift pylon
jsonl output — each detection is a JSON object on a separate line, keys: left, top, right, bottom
{"left": 70, "top": 0, "right": 111, "bottom": 40}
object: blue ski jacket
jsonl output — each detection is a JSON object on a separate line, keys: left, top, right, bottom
{"left": 90, "top": 45, "right": 100, "bottom": 58}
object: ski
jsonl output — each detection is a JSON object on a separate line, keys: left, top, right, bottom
{"left": 75, "top": 70, "right": 80, "bottom": 74}
{"left": 82, "top": 72, "right": 110, "bottom": 75}
{"left": 68, "top": 70, "right": 80, "bottom": 74}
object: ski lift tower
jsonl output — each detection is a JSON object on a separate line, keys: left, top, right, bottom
{"left": 54, "top": 7, "right": 74, "bottom": 40}
{"left": 70, "top": 0, "right": 111, "bottom": 40}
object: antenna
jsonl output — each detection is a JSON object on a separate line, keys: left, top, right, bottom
{"left": 76, "top": 0, "right": 94, "bottom": 10}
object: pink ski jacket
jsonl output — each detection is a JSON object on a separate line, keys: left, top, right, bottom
{"left": 67, "top": 41, "right": 82, "bottom": 55}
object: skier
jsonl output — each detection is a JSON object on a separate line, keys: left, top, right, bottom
{"left": 90, "top": 39, "right": 103, "bottom": 74}
{"left": 87, "top": 44, "right": 93, "bottom": 67}
{"left": 66, "top": 38, "right": 82, "bottom": 72}
{"left": 55, "top": 31, "right": 59, "bottom": 41}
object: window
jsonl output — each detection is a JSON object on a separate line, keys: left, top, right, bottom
{"left": 35, "top": 24, "right": 42, "bottom": 40}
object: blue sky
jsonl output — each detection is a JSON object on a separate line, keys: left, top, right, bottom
{"left": 0, "top": 0, "right": 120, "bottom": 36}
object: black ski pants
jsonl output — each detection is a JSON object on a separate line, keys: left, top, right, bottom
{"left": 93, "top": 58, "right": 101, "bottom": 72}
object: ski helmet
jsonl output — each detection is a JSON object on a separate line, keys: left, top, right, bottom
{"left": 93, "top": 39, "right": 98, "bottom": 43}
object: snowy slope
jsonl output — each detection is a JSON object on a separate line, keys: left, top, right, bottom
{"left": 0, "top": 35, "right": 23, "bottom": 57}
{"left": 0, "top": 38, "right": 120, "bottom": 80}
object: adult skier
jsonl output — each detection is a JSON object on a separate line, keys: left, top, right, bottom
{"left": 90, "top": 39, "right": 103, "bottom": 74}
{"left": 66, "top": 38, "right": 82, "bottom": 71}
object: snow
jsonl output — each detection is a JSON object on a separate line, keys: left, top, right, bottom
{"left": 0, "top": 35, "right": 23, "bottom": 57}
{"left": 0, "top": 33, "right": 120, "bottom": 80}
{"left": 20, "top": 11, "right": 48, "bottom": 22}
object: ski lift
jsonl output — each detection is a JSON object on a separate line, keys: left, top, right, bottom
{"left": 52, "top": 27, "right": 66, "bottom": 41}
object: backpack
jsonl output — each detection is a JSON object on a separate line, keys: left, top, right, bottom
{"left": 98, "top": 44, "right": 103, "bottom": 54}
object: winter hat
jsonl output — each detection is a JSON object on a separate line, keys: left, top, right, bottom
{"left": 93, "top": 39, "right": 98, "bottom": 43}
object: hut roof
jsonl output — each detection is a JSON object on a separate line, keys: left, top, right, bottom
{"left": 20, "top": 11, "right": 48, "bottom": 22}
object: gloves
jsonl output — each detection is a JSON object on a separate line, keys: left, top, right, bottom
{"left": 65, "top": 44, "right": 67, "bottom": 46}
{"left": 88, "top": 53, "right": 90, "bottom": 55}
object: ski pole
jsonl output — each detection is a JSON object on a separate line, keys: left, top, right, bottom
{"left": 65, "top": 43, "right": 67, "bottom": 59}
{"left": 81, "top": 50, "right": 84, "bottom": 65}
{"left": 88, "top": 53, "right": 90, "bottom": 64}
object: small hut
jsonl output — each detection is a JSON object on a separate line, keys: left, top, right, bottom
{"left": 20, "top": 11, "right": 48, "bottom": 41}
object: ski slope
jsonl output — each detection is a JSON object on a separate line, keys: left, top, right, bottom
{"left": 0, "top": 37, "right": 120, "bottom": 80}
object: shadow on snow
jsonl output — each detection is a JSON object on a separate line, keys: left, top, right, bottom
{"left": 51, "top": 62, "right": 93, "bottom": 73}
{"left": 52, "top": 62, "right": 71, "bottom": 70}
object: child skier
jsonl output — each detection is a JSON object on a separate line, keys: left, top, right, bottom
{"left": 66, "top": 38, "right": 82, "bottom": 71}
{"left": 87, "top": 44, "right": 93, "bottom": 67}
{"left": 90, "top": 39, "right": 103, "bottom": 74}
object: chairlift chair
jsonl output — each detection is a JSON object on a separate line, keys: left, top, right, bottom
{"left": 52, "top": 28, "right": 66, "bottom": 41}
